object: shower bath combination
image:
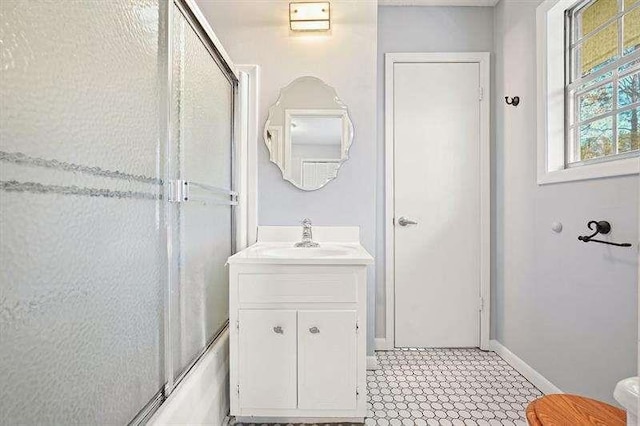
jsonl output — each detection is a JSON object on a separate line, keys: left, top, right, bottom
{"left": 0, "top": 1, "right": 237, "bottom": 424}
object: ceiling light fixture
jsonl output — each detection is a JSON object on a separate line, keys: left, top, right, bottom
{"left": 289, "top": 2, "right": 330, "bottom": 32}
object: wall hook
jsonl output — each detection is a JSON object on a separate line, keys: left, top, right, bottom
{"left": 578, "top": 220, "right": 631, "bottom": 247}
{"left": 505, "top": 96, "right": 520, "bottom": 106}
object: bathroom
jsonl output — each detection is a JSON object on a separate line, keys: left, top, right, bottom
{"left": 0, "top": 0, "right": 638, "bottom": 425}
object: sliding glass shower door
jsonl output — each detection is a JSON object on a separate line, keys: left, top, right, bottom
{"left": 169, "top": 2, "right": 236, "bottom": 383}
{"left": 0, "top": 0, "right": 236, "bottom": 423}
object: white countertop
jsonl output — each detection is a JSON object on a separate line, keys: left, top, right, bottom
{"left": 227, "top": 242, "right": 374, "bottom": 265}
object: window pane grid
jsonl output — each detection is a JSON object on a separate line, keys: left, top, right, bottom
{"left": 569, "top": 102, "right": 640, "bottom": 160}
{"left": 567, "top": 0, "right": 640, "bottom": 164}
{"left": 568, "top": 49, "right": 640, "bottom": 89}
{"left": 574, "top": 73, "right": 614, "bottom": 95}
{"left": 613, "top": 70, "right": 619, "bottom": 154}
{"left": 623, "top": 7, "right": 640, "bottom": 54}
{"left": 572, "top": 98, "right": 639, "bottom": 125}
{"left": 571, "top": 0, "right": 638, "bottom": 46}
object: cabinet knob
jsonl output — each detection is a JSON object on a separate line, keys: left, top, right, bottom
{"left": 273, "top": 326, "right": 283, "bottom": 334}
{"left": 309, "top": 326, "right": 320, "bottom": 334}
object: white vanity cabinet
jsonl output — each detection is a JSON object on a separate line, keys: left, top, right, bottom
{"left": 228, "top": 227, "right": 372, "bottom": 423}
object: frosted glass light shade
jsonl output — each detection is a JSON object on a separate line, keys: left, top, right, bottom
{"left": 289, "top": 2, "right": 330, "bottom": 31}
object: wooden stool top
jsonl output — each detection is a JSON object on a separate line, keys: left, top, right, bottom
{"left": 526, "top": 394, "right": 626, "bottom": 426}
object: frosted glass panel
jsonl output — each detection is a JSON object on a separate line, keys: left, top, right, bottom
{"left": 1, "top": 0, "right": 235, "bottom": 421}
{"left": 0, "top": 0, "right": 160, "bottom": 177}
{"left": 0, "top": 0, "right": 164, "bottom": 424}
{"left": 171, "top": 6, "right": 234, "bottom": 376}
{"left": 179, "top": 201, "right": 232, "bottom": 368}
{"left": 174, "top": 6, "right": 233, "bottom": 190}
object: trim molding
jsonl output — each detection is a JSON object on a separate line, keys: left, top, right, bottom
{"left": 236, "top": 416, "right": 363, "bottom": 423}
{"left": 384, "top": 52, "right": 492, "bottom": 351}
{"left": 236, "top": 65, "right": 260, "bottom": 248}
{"left": 490, "top": 340, "right": 563, "bottom": 395}
{"left": 375, "top": 338, "right": 390, "bottom": 351}
{"left": 379, "top": 0, "right": 500, "bottom": 6}
{"left": 367, "top": 355, "right": 380, "bottom": 370}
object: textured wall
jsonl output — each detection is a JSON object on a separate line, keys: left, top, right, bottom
{"left": 195, "top": 0, "right": 378, "bottom": 354}
{"left": 493, "top": 0, "right": 638, "bottom": 404}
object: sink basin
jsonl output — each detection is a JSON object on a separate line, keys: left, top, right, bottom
{"left": 257, "top": 246, "right": 354, "bottom": 258}
{"left": 227, "top": 238, "right": 373, "bottom": 265}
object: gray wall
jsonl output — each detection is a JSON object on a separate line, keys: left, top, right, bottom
{"left": 376, "top": 6, "right": 495, "bottom": 338}
{"left": 378, "top": 3, "right": 638, "bottom": 404}
{"left": 494, "top": 0, "right": 638, "bottom": 404}
{"left": 198, "top": 0, "right": 637, "bottom": 402}
{"left": 195, "top": 0, "right": 378, "bottom": 355}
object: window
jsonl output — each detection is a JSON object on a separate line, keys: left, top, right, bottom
{"left": 565, "top": 0, "right": 640, "bottom": 166}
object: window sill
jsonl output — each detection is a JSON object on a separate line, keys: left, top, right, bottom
{"left": 537, "top": 156, "right": 639, "bottom": 184}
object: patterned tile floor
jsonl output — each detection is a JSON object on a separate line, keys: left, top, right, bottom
{"left": 232, "top": 348, "right": 542, "bottom": 426}
{"left": 366, "top": 348, "right": 542, "bottom": 426}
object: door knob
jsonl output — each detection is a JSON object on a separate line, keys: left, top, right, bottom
{"left": 273, "top": 326, "right": 283, "bottom": 334}
{"left": 397, "top": 216, "right": 418, "bottom": 227}
{"left": 309, "top": 326, "right": 320, "bottom": 334}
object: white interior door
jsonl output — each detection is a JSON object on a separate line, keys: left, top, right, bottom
{"left": 238, "top": 310, "right": 297, "bottom": 409}
{"left": 298, "top": 310, "right": 357, "bottom": 410}
{"left": 393, "top": 61, "right": 481, "bottom": 348}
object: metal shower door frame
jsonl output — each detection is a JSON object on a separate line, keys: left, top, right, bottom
{"left": 136, "top": 1, "right": 240, "bottom": 423}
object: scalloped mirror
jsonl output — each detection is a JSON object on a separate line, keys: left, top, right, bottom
{"left": 263, "top": 76, "right": 354, "bottom": 191}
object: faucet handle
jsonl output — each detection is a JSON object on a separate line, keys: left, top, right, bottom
{"left": 302, "top": 218, "right": 312, "bottom": 226}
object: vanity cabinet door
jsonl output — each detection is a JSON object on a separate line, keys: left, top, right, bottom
{"left": 298, "top": 310, "right": 358, "bottom": 410}
{"left": 238, "top": 310, "right": 297, "bottom": 409}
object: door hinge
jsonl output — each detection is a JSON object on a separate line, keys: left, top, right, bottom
{"left": 356, "top": 320, "right": 359, "bottom": 333}
{"left": 478, "top": 87, "right": 484, "bottom": 101}
{"left": 479, "top": 297, "right": 484, "bottom": 311}
{"left": 168, "top": 180, "right": 189, "bottom": 203}
{"left": 356, "top": 387, "right": 360, "bottom": 397}
{"left": 237, "top": 384, "right": 240, "bottom": 395}
{"left": 236, "top": 319, "right": 239, "bottom": 331}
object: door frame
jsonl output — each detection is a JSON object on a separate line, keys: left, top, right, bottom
{"left": 236, "top": 64, "right": 260, "bottom": 249}
{"left": 384, "top": 52, "right": 491, "bottom": 351}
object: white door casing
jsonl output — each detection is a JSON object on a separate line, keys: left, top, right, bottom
{"left": 236, "top": 65, "right": 260, "bottom": 248}
{"left": 384, "top": 52, "right": 491, "bottom": 350}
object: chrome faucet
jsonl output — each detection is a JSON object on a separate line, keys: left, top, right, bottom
{"left": 294, "top": 218, "right": 319, "bottom": 248}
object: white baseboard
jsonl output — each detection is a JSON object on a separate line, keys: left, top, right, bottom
{"left": 150, "top": 329, "right": 230, "bottom": 425}
{"left": 236, "top": 416, "right": 363, "bottom": 424}
{"left": 375, "top": 338, "right": 389, "bottom": 351}
{"left": 367, "top": 355, "right": 380, "bottom": 370}
{"left": 490, "top": 339, "right": 562, "bottom": 395}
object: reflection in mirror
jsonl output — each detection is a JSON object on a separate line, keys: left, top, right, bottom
{"left": 264, "top": 76, "right": 353, "bottom": 190}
